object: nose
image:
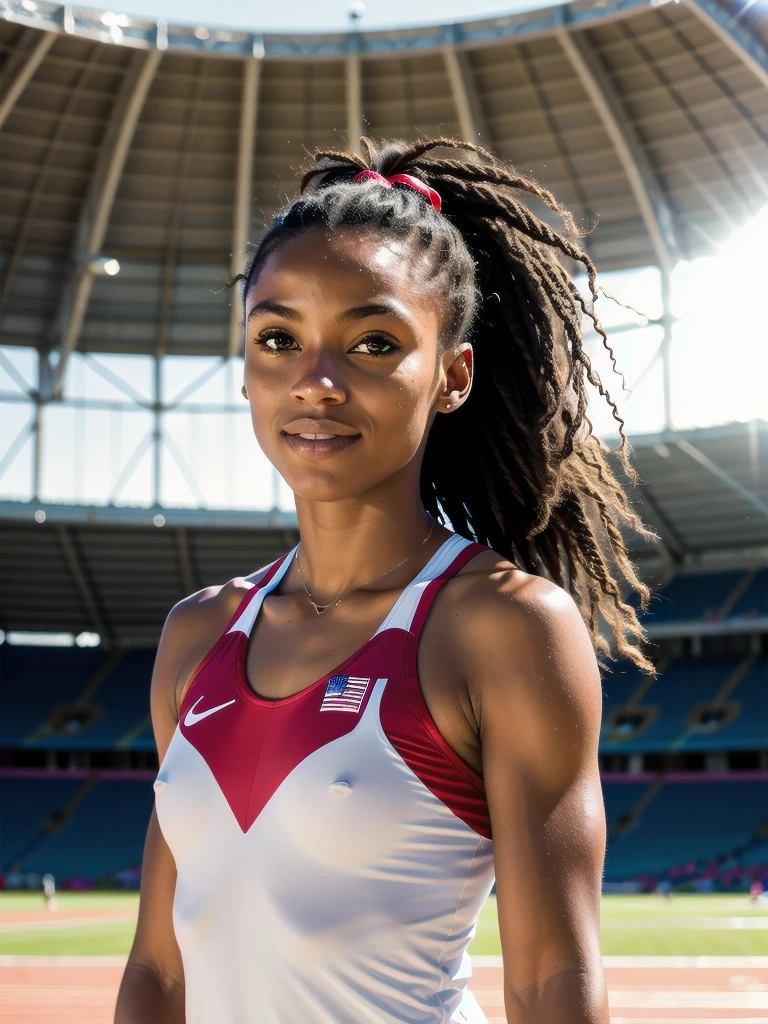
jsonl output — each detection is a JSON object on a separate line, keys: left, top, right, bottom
{"left": 289, "top": 350, "right": 347, "bottom": 405}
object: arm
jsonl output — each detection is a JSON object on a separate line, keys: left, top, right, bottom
{"left": 464, "top": 572, "right": 610, "bottom": 1024}
{"left": 114, "top": 810, "right": 186, "bottom": 1023}
{"left": 114, "top": 604, "right": 191, "bottom": 1023}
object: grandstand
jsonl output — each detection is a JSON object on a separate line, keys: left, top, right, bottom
{"left": 0, "top": 0, "right": 767, "bottom": 907}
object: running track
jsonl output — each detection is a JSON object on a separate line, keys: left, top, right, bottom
{"left": 1, "top": 955, "right": 767, "bottom": 1022}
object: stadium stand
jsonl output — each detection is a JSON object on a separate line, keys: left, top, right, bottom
{"left": 603, "top": 780, "right": 768, "bottom": 883}
{"left": 0, "top": 645, "right": 156, "bottom": 750}
{"left": 633, "top": 568, "right": 768, "bottom": 625}
{"left": 601, "top": 654, "right": 768, "bottom": 752}
{"left": 2, "top": 775, "right": 152, "bottom": 883}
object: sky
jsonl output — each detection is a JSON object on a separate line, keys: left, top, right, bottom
{"left": 73, "top": 0, "right": 543, "bottom": 32}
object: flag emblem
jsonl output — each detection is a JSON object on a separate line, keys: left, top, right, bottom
{"left": 320, "top": 675, "right": 370, "bottom": 713}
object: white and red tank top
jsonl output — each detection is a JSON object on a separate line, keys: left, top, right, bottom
{"left": 154, "top": 531, "right": 497, "bottom": 1023}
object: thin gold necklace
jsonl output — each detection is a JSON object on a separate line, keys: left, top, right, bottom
{"left": 295, "top": 517, "right": 437, "bottom": 615}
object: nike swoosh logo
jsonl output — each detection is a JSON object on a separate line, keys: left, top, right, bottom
{"left": 184, "top": 696, "right": 236, "bottom": 726}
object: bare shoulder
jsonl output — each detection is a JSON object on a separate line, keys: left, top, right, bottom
{"left": 449, "top": 546, "right": 601, "bottom": 733}
{"left": 155, "top": 568, "right": 270, "bottom": 722}
{"left": 165, "top": 575, "right": 253, "bottom": 638}
{"left": 451, "top": 545, "right": 572, "bottom": 631}
{"left": 452, "top": 541, "right": 589, "bottom": 630}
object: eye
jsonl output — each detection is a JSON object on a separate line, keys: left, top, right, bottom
{"left": 254, "top": 329, "right": 297, "bottom": 353}
{"left": 254, "top": 330, "right": 399, "bottom": 358}
{"left": 351, "top": 334, "right": 399, "bottom": 358}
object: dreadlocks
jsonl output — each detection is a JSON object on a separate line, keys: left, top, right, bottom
{"left": 231, "top": 135, "right": 661, "bottom": 678}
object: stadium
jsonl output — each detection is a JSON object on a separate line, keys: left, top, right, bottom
{"left": 0, "top": 0, "right": 766, "bottom": 1018}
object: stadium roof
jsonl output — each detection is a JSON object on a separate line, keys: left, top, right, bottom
{"left": 0, "top": 0, "right": 766, "bottom": 381}
{"left": 0, "top": 420, "right": 766, "bottom": 645}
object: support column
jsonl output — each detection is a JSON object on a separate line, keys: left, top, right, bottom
{"left": 153, "top": 356, "right": 162, "bottom": 508}
{"left": 443, "top": 46, "right": 488, "bottom": 146}
{"left": 660, "top": 268, "right": 674, "bottom": 433}
{"left": 346, "top": 53, "right": 363, "bottom": 155}
{"left": 228, "top": 57, "right": 261, "bottom": 359}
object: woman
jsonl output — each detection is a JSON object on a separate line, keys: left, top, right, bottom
{"left": 115, "top": 136, "right": 659, "bottom": 1024}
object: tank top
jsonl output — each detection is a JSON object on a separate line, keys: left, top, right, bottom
{"left": 154, "top": 530, "right": 497, "bottom": 1024}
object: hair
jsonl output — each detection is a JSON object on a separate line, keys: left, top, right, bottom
{"left": 231, "top": 136, "right": 662, "bottom": 677}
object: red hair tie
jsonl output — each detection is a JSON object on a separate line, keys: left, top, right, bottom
{"left": 353, "top": 169, "right": 442, "bottom": 213}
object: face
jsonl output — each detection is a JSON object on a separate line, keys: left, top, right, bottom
{"left": 242, "top": 224, "right": 472, "bottom": 504}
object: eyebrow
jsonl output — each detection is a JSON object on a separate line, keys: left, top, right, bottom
{"left": 246, "top": 300, "right": 416, "bottom": 329}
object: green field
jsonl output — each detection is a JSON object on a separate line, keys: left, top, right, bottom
{"left": 1, "top": 892, "right": 766, "bottom": 957}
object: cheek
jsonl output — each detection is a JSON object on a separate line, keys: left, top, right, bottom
{"left": 380, "top": 356, "right": 436, "bottom": 448}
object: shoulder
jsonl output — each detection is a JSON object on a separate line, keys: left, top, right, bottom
{"left": 164, "top": 576, "right": 253, "bottom": 640}
{"left": 452, "top": 545, "right": 579, "bottom": 648}
{"left": 450, "top": 546, "right": 603, "bottom": 759}
{"left": 155, "top": 559, "right": 284, "bottom": 720}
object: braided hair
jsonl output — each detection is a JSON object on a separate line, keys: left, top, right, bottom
{"left": 232, "top": 135, "right": 661, "bottom": 678}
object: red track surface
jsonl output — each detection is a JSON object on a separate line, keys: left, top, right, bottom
{"left": 1, "top": 959, "right": 767, "bottom": 1022}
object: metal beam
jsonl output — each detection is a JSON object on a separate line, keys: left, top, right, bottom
{"left": 57, "top": 525, "right": 109, "bottom": 640}
{"left": 517, "top": 41, "right": 596, "bottom": 249}
{"left": 1, "top": 52, "right": 100, "bottom": 314}
{"left": 686, "top": 0, "right": 768, "bottom": 90}
{"left": 675, "top": 438, "right": 768, "bottom": 519}
{"left": 346, "top": 54, "right": 363, "bottom": 156}
{"left": 154, "top": 63, "right": 208, "bottom": 363}
{"left": 228, "top": 57, "right": 261, "bottom": 359}
{"left": 51, "top": 48, "right": 162, "bottom": 398}
{"left": 0, "top": 0, "right": 656, "bottom": 59}
{"left": 557, "top": 27, "right": 678, "bottom": 274}
{"left": 443, "top": 46, "right": 488, "bottom": 146}
{"left": 0, "top": 29, "right": 55, "bottom": 132}
{"left": 176, "top": 527, "right": 196, "bottom": 596}
{"left": 0, "top": 498, "right": 299, "bottom": 529}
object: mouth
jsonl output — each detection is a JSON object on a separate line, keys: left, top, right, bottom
{"left": 280, "top": 431, "right": 362, "bottom": 459}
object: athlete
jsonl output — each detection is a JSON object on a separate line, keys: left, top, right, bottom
{"left": 115, "top": 136, "right": 659, "bottom": 1024}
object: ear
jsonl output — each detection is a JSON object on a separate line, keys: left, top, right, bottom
{"left": 438, "top": 343, "right": 473, "bottom": 413}
{"left": 241, "top": 384, "right": 248, "bottom": 399}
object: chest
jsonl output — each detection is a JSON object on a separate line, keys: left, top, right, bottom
{"left": 244, "top": 587, "right": 483, "bottom": 777}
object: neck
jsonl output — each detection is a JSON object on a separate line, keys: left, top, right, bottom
{"left": 289, "top": 487, "right": 447, "bottom": 602}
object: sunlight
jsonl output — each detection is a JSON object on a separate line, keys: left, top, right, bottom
{"left": 670, "top": 203, "right": 768, "bottom": 430}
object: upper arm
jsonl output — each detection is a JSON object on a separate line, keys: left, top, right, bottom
{"left": 125, "top": 603, "right": 194, "bottom": 987}
{"left": 464, "top": 573, "right": 607, "bottom": 1004}
{"left": 123, "top": 580, "right": 249, "bottom": 994}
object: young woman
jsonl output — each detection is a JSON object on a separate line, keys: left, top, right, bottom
{"left": 115, "top": 136, "right": 659, "bottom": 1024}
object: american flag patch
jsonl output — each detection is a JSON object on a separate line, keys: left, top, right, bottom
{"left": 320, "top": 675, "right": 370, "bottom": 714}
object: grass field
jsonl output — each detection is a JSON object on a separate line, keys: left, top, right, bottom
{"left": 1, "top": 891, "right": 766, "bottom": 957}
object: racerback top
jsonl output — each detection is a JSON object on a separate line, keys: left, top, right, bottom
{"left": 154, "top": 531, "right": 497, "bottom": 1024}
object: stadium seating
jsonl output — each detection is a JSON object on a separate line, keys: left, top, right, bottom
{"left": 634, "top": 570, "right": 747, "bottom": 623}
{"left": 603, "top": 780, "right": 767, "bottom": 880}
{"left": 0, "top": 645, "right": 156, "bottom": 750}
{"left": 1, "top": 777, "right": 153, "bottom": 881}
{"left": 727, "top": 568, "right": 768, "bottom": 620}
{"left": 600, "top": 656, "right": 768, "bottom": 752}
{"left": 628, "top": 567, "right": 768, "bottom": 624}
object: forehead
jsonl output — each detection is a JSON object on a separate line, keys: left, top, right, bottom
{"left": 247, "top": 225, "right": 441, "bottom": 311}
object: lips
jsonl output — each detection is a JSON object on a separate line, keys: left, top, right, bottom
{"left": 281, "top": 431, "right": 361, "bottom": 459}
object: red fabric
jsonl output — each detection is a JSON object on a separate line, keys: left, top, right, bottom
{"left": 178, "top": 539, "right": 492, "bottom": 838}
{"left": 352, "top": 169, "right": 442, "bottom": 213}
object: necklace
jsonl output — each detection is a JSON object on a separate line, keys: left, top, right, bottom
{"left": 295, "top": 517, "right": 437, "bottom": 614}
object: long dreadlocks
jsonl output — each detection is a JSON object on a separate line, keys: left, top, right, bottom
{"left": 231, "top": 136, "right": 661, "bottom": 678}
